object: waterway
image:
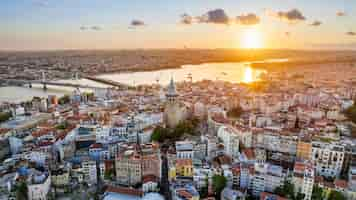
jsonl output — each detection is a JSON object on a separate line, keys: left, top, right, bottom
{"left": 0, "top": 61, "right": 268, "bottom": 103}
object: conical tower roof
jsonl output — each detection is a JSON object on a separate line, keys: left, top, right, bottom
{"left": 166, "top": 77, "right": 178, "bottom": 97}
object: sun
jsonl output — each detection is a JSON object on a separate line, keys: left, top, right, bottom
{"left": 241, "top": 28, "right": 263, "bottom": 49}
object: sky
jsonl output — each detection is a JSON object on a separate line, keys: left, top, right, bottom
{"left": 0, "top": 0, "right": 355, "bottom": 50}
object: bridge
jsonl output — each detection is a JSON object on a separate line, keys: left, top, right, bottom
{"left": 1, "top": 72, "right": 130, "bottom": 90}
{"left": 84, "top": 76, "right": 129, "bottom": 89}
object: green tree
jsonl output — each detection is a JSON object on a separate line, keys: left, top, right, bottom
{"left": 15, "top": 181, "right": 28, "bottom": 200}
{"left": 0, "top": 111, "right": 12, "bottom": 123}
{"left": 274, "top": 180, "right": 301, "bottom": 200}
{"left": 312, "top": 185, "right": 324, "bottom": 200}
{"left": 104, "top": 169, "right": 115, "bottom": 180}
{"left": 174, "top": 121, "right": 194, "bottom": 136}
{"left": 58, "top": 95, "right": 71, "bottom": 105}
{"left": 227, "top": 106, "right": 244, "bottom": 118}
{"left": 245, "top": 194, "right": 255, "bottom": 200}
{"left": 84, "top": 92, "right": 94, "bottom": 100}
{"left": 151, "top": 126, "right": 169, "bottom": 143}
{"left": 344, "top": 103, "right": 356, "bottom": 124}
{"left": 199, "top": 187, "right": 208, "bottom": 198}
{"left": 56, "top": 121, "right": 68, "bottom": 130}
{"left": 328, "top": 190, "right": 346, "bottom": 200}
{"left": 212, "top": 175, "right": 227, "bottom": 200}
{"left": 295, "top": 192, "right": 305, "bottom": 200}
{"left": 199, "top": 177, "right": 209, "bottom": 198}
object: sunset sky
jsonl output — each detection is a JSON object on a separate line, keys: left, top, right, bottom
{"left": 1, "top": 0, "right": 355, "bottom": 50}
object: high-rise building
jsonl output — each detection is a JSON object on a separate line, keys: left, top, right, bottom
{"left": 296, "top": 138, "right": 312, "bottom": 161}
{"left": 292, "top": 161, "right": 314, "bottom": 200}
{"left": 312, "top": 141, "right": 344, "bottom": 178}
{"left": 115, "top": 144, "right": 161, "bottom": 186}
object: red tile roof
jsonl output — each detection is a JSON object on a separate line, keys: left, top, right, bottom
{"left": 176, "top": 159, "right": 193, "bottom": 167}
{"left": 106, "top": 186, "right": 143, "bottom": 196}
{"left": 90, "top": 143, "right": 103, "bottom": 149}
{"left": 260, "top": 192, "right": 287, "bottom": 200}
{"left": 243, "top": 148, "right": 255, "bottom": 160}
{"left": 143, "top": 175, "right": 159, "bottom": 183}
{"left": 334, "top": 179, "right": 347, "bottom": 189}
{"left": 177, "top": 190, "right": 193, "bottom": 199}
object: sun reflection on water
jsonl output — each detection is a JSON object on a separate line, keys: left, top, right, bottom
{"left": 243, "top": 66, "right": 253, "bottom": 83}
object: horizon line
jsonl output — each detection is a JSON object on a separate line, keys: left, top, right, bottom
{"left": 1, "top": 47, "right": 356, "bottom": 53}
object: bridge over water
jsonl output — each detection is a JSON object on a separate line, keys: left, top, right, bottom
{"left": 1, "top": 72, "right": 129, "bottom": 90}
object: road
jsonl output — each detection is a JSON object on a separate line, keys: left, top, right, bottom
{"left": 160, "top": 152, "right": 171, "bottom": 200}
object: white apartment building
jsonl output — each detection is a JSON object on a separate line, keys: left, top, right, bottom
{"left": 82, "top": 159, "right": 97, "bottom": 184}
{"left": 240, "top": 163, "right": 253, "bottom": 189}
{"left": 27, "top": 172, "right": 51, "bottom": 200}
{"left": 293, "top": 161, "right": 314, "bottom": 200}
{"left": 264, "top": 164, "right": 285, "bottom": 193}
{"left": 217, "top": 126, "right": 239, "bottom": 158}
{"left": 249, "top": 163, "right": 285, "bottom": 197}
{"left": 193, "top": 168, "right": 212, "bottom": 190}
{"left": 115, "top": 150, "right": 142, "bottom": 186}
{"left": 135, "top": 112, "right": 163, "bottom": 130}
{"left": 234, "top": 126, "right": 253, "bottom": 148}
{"left": 202, "top": 136, "right": 218, "bottom": 159}
{"left": 175, "top": 141, "right": 194, "bottom": 159}
{"left": 261, "top": 130, "right": 298, "bottom": 155}
{"left": 312, "top": 141, "right": 344, "bottom": 178}
{"left": 250, "top": 165, "right": 265, "bottom": 197}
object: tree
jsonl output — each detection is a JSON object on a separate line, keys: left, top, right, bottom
{"left": 56, "top": 121, "right": 68, "bottom": 130}
{"left": 199, "top": 187, "right": 208, "bottom": 198}
{"left": 173, "top": 121, "right": 195, "bottom": 136}
{"left": 227, "top": 106, "right": 244, "bottom": 118}
{"left": 58, "top": 95, "right": 71, "bottom": 105}
{"left": 104, "top": 169, "right": 115, "bottom": 180}
{"left": 212, "top": 175, "right": 227, "bottom": 200}
{"left": 344, "top": 103, "right": 356, "bottom": 124}
{"left": 151, "top": 119, "right": 200, "bottom": 143}
{"left": 0, "top": 111, "right": 12, "bottom": 123}
{"left": 274, "top": 180, "right": 302, "bottom": 200}
{"left": 245, "top": 194, "right": 255, "bottom": 200}
{"left": 199, "top": 177, "right": 209, "bottom": 198}
{"left": 15, "top": 181, "right": 28, "bottom": 200}
{"left": 328, "top": 190, "right": 346, "bottom": 200}
{"left": 311, "top": 185, "right": 324, "bottom": 200}
{"left": 151, "top": 126, "right": 169, "bottom": 143}
{"left": 295, "top": 192, "right": 305, "bottom": 200}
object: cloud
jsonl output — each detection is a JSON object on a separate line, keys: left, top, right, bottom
{"left": 32, "top": 0, "right": 49, "bottom": 7}
{"left": 309, "top": 20, "right": 322, "bottom": 26}
{"left": 336, "top": 11, "right": 346, "bottom": 17}
{"left": 91, "top": 26, "right": 101, "bottom": 31}
{"left": 310, "top": 42, "right": 356, "bottom": 50}
{"left": 197, "top": 9, "right": 230, "bottom": 24}
{"left": 267, "top": 9, "right": 306, "bottom": 23}
{"left": 80, "top": 26, "right": 101, "bottom": 31}
{"left": 131, "top": 20, "right": 145, "bottom": 27}
{"left": 236, "top": 13, "right": 260, "bottom": 25}
{"left": 346, "top": 31, "right": 356, "bottom": 36}
{"left": 180, "top": 13, "right": 193, "bottom": 25}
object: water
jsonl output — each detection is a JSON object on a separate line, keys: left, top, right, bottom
{"left": 99, "top": 62, "right": 264, "bottom": 86}
{"left": 0, "top": 62, "right": 265, "bottom": 103}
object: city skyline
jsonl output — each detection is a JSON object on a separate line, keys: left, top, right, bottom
{"left": 1, "top": 0, "right": 355, "bottom": 50}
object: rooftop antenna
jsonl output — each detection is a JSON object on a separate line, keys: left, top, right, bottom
{"left": 156, "top": 77, "right": 160, "bottom": 84}
{"left": 187, "top": 73, "right": 192, "bottom": 83}
{"left": 41, "top": 71, "right": 46, "bottom": 83}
